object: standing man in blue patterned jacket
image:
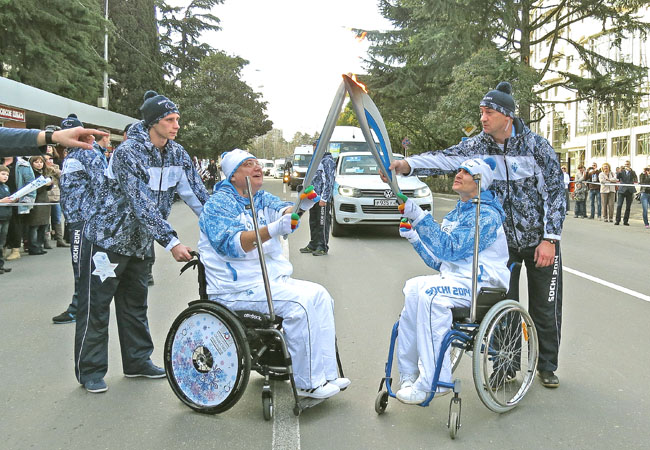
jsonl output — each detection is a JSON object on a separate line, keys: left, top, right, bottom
{"left": 300, "top": 141, "right": 336, "bottom": 256}
{"left": 53, "top": 114, "right": 108, "bottom": 325}
{"left": 75, "top": 91, "right": 209, "bottom": 393}
{"left": 389, "top": 82, "right": 566, "bottom": 388}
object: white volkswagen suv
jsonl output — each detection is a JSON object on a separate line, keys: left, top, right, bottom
{"left": 331, "top": 152, "right": 433, "bottom": 236}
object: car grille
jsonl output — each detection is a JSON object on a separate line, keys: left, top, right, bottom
{"left": 361, "top": 203, "right": 431, "bottom": 214}
{"left": 359, "top": 189, "right": 416, "bottom": 197}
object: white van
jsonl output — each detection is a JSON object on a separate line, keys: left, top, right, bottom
{"left": 326, "top": 126, "right": 379, "bottom": 158}
{"left": 288, "top": 145, "right": 313, "bottom": 190}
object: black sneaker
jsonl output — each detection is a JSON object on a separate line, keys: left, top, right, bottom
{"left": 124, "top": 361, "right": 166, "bottom": 378}
{"left": 538, "top": 370, "right": 559, "bottom": 388}
{"left": 488, "top": 368, "right": 516, "bottom": 390}
{"left": 84, "top": 378, "right": 108, "bottom": 393}
{"left": 312, "top": 249, "right": 328, "bottom": 256}
{"left": 52, "top": 311, "right": 75, "bottom": 324}
{"left": 299, "top": 246, "right": 315, "bottom": 254}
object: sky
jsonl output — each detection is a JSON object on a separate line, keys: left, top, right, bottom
{"left": 197, "top": 0, "right": 393, "bottom": 140}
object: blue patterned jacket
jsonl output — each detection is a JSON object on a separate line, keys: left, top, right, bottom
{"left": 84, "top": 121, "right": 209, "bottom": 257}
{"left": 60, "top": 145, "right": 107, "bottom": 224}
{"left": 311, "top": 153, "right": 336, "bottom": 201}
{"left": 407, "top": 119, "right": 565, "bottom": 249}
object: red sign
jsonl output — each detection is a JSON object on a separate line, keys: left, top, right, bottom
{"left": 0, "top": 105, "right": 25, "bottom": 122}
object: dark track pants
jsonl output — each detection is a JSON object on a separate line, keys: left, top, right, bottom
{"left": 307, "top": 202, "right": 331, "bottom": 252}
{"left": 75, "top": 238, "right": 155, "bottom": 384}
{"left": 507, "top": 243, "right": 563, "bottom": 372}
{"left": 65, "top": 221, "right": 84, "bottom": 315}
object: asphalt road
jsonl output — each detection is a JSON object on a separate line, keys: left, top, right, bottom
{"left": 1, "top": 178, "right": 649, "bottom": 449}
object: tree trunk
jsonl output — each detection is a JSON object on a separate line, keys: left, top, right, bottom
{"left": 519, "top": 0, "right": 532, "bottom": 123}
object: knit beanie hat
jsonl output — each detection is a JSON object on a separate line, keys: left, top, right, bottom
{"left": 61, "top": 113, "right": 83, "bottom": 129}
{"left": 459, "top": 157, "right": 497, "bottom": 190}
{"left": 480, "top": 82, "right": 515, "bottom": 118}
{"left": 221, "top": 149, "right": 255, "bottom": 180}
{"left": 140, "top": 90, "right": 179, "bottom": 128}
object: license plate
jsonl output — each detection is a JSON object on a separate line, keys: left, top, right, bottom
{"left": 374, "top": 199, "right": 397, "bottom": 206}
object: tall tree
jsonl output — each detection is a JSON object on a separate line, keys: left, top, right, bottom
{"left": 108, "top": 0, "right": 165, "bottom": 117}
{"left": 0, "top": 0, "right": 106, "bottom": 104}
{"left": 366, "top": 0, "right": 650, "bottom": 149}
{"left": 156, "top": 0, "right": 222, "bottom": 83}
{"left": 175, "top": 51, "right": 272, "bottom": 157}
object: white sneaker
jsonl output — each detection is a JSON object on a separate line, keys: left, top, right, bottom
{"left": 328, "top": 377, "right": 351, "bottom": 390}
{"left": 399, "top": 373, "right": 418, "bottom": 390}
{"left": 396, "top": 386, "right": 427, "bottom": 405}
{"left": 297, "top": 382, "right": 340, "bottom": 399}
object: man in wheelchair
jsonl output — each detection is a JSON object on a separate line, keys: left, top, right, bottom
{"left": 395, "top": 158, "right": 510, "bottom": 404}
{"left": 197, "top": 149, "right": 350, "bottom": 400}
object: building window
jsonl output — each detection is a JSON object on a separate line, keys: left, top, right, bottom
{"left": 591, "top": 139, "right": 606, "bottom": 157}
{"left": 611, "top": 136, "right": 630, "bottom": 157}
{"left": 637, "top": 133, "right": 650, "bottom": 155}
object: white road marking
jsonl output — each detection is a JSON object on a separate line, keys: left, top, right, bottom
{"left": 272, "top": 239, "right": 301, "bottom": 450}
{"left": 564, "top": 266, "right": 650, "bottom": 303}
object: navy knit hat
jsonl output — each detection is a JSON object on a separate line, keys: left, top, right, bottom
{"left": 140, "top": 90, "right": 179, "bottom": 128}
{"left": 480, "top": 82, "right": 515, "bottom": 118}
{"left": 61, "top": 113, "right": 83, "bottom": 129}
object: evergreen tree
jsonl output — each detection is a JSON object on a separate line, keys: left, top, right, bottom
{"left": 108, "top": 0, "right": 165, "bottom": 118}
{"left": 0, "top": 0, "right": 106, "bottom": 104}
{"left": 156, "top": 0, "right": 222, "bottom": 83}
{"left": 175, "top": 51, "right": 272, "bottom": 158}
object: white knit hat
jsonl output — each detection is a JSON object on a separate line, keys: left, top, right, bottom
{"left": 221, "top": 149, "right": 255, "bottom": 180}
{"left": 459, "top": 157, "right": 497, "bottom": 190}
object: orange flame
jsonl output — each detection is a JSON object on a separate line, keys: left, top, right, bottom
{"left": 355, "top": 31, "right": 367, "bottom": 42}
{"left": 349, "top": 73, "right": 368, "bottom": 93}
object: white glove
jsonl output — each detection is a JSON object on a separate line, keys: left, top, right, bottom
{"left": 399, "top": 226, "right": 419, "bottom": 244}
{"left": 298, "top": 185, "right": 320, "bottom": 212}
{"left": 400, "top": 199, "right": 425, "bottom": 223}
{"left": 267, "top": 214, "right": 293, "bottom": 238}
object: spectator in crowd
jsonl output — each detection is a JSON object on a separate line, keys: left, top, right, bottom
{"left": 599, "top": 162, "right": 618, "bottom": 222}
{"left": 586, "top": 162, "right": 601, "bottom": 220}
{"left": 205, "top": 159, "right": 221, "bottom": 192}
{"left": 0, "top": 126, "right": 107, "bottom": 157}
{"left": 0, "top": 165, "right": 16, "bottom": 274}
{"left": 575, "top": 164, "right": 586, "bottom": 184}
{"left": 300, "top": 141, "right": 336, "bottom": 256}
{"left": 562, "top": 165, "right": 571, "bottom": 213}
{"left": 572, "top": 181, "right": 587, "bottom": 218}
{"left": 43, "top": 152, "right": 69, "bottom": 248}
{"left": 614, "top": 160, "right": 638, "bottom": 226}
{"left": 53, "top": 114, "right": 106, "bottom": 325}
{"left": 640, "top": 166, "right": 650, "bottom": 229}
{"left": 26, "top": 156, "right": 52, "bottom": 255}
{"left": 74, "top": 90, "right": 209, "bottom": 393}
{"left": 2, "top": 156, "right": 35, "bottom": 261}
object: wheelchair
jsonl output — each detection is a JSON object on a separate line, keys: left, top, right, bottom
{"left": 164, "top": 177, "right": 344, "bottom": 420}
{"left": 375, "top": 175, "right": 539, "bottom": 439}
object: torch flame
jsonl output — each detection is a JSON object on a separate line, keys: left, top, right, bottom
{"left": 355, "top": 31, "right": 367, "bottom": 42}
{"left": 349, "top": 73, "right": 368, "bottom": 93}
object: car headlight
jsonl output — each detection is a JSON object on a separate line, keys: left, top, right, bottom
{"left": 338, "top": 185, "right": 362, "bottom": 197}
{"left": 292, "top": 171, "right": 299, "bottom": 177}
{"left": 413, "top": 186, "right": 431, "bottom": 198}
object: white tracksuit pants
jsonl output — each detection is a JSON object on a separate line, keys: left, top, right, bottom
{"left": 397, "top": 275, "right": 472, "bottom": 392}
{"left": 209, "top": 276, "right": 337, "bottom": 390}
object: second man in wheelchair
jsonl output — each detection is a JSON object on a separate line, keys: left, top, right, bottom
{"left": 197, "top": 149, "right": 350, "bottom": 399}
{"left": 395, "top": 158, "right": 510, "bottom": 404}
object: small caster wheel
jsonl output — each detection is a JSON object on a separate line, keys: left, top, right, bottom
{"left": 293, "top": 405, "right": 301, "bottom": 416}
{"left": 262, "top": 394, "right": 273, "bottom": 421}
{"left": 449, "top": 411, "right": 460, "bottom": 439}
{"left": 374, "top": 390, "right": 389, "bottom": 415}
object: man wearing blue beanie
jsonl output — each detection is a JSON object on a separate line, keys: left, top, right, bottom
{"left": 74, "top": 91, "right": 209, "bottom": 393}
{"left": 390, "top": 81, "right": 565, "bottom": 389}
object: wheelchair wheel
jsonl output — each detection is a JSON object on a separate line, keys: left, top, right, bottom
{"left": 374, "top": 390, "right": 389, "bottom": 415}
{"left": 164, "top": 302, "right": 251, "bottom": 414}
{"left": 262, "top": 391, "right": 273, "bottom": 421}
{"left": 472, "top": 300, "right": 538, "bottom": 413}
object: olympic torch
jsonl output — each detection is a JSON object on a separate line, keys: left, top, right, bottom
{"left": 342, "top": 73, "right": 403, "bottom": 203}
{"left": 292, "top": 81, "right": 347, "bottom": 214}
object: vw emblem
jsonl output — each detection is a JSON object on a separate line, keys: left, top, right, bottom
{"left": 383, "top": 189, "right": 394, "bottom": 199}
